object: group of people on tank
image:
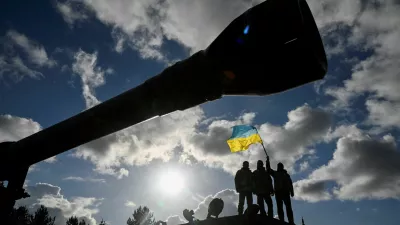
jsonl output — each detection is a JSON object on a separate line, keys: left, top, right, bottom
{"left": 235, "top": 156, "right": 294, "bottom": 224}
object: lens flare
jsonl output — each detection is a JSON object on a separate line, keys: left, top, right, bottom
{"left": 243, "top": 25, "right": 250, "bottom": 35}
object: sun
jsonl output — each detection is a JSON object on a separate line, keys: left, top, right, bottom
{"left": 159, "top": 170, "right": 185, "bottom": 195}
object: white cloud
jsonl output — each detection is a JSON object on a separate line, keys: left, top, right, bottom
{"left": 324, "top": 87, "right": 354, "bottom": 110}
{"left": 105, "top": 68, "right": 114, "bottom": 75}
{"left": 61, "top": 64, "right": 70, "bottom": 73}
{"left": 193, "top": 189, "right": 238, "bottom": 220}
{"left": 1, "top": 29, "right": 58, "bottom": 82}
{"left": 0, "top": 115, "right": 56, "bottom": 166}
{"left": 324, "top": 124, "right": 364, "bottom": 142}
{"left": 44, "top": 156, "right": 58, "bottom": 163}
{"left": 56, "top": 1, "right": 88, "bottom": 26}
{"left": 165, "top": 215, "right": 186, "bottom": 225}
{"left": 125, "top": 200, "right": 136, "bottom": 208}
{"left": 182, "top": 104, "right": 331, "bottom": 175}
{"left": 74, "top": 106, "right": 204, "bottom": 178}
{"left": 72, "top": 49, "right": 107, "bottom": 108}
{"left": 63, "top": 176, "right": 106, "bottom": 183}
{"left": 0, "top": 114, "right": 41, "bottom": 142}
{"left": 299, "top": 161, "right": 310, "bottom": 172}
{"left": 6, "top": 30, "right": 56, "bottom": 67}
{"left": 318, "top": 0, "right": 400, "bottom": 131}
{"left": 16, "top": 183, "right": 102, "bottom": 225}
{"left": 63, "top": 176, "right": 85, "bottom": 182}
{"left": 295, "top": 127, "right": 400, "bottom": 202}
{"left": 326, "top": 53, "right": 400, "bottom": 130}
{"left": 0, "top": 56, "right": 43, "bottom": 81}
{"left": 365, "top": 99, "right": 400, "bottom": 130}
{"left": 306, "top": 0, "right": 361, "bottom": 29}
{"left": 71, "top": 97, "right": 330, "bottom": 178}
{"left": 28, "top": 164, "right": 39, "bottom": 174}
{"left": 55, "top": 0, "right": 265, "bottom": 61}
{"left": 117, "top": 168, "right": 129, "bottom": 179}
{"left": 111, "top": 29, "right": 126, "bottom": 53}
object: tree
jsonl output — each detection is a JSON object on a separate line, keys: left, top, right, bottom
{"left": 66, "top": 216, "right": 87, "bottom": 225}
{"left": 127, "top": 206, "right": 155, "bottom": 225}
{"left": 10, "top": 206, "right": 31, "bottom": 225}
{"left": 29, "top": 205, "right": 55, "bottom": 225}
{"left": 66, "top": 216, "right": 79, "bottom": 225}
{"left": 98, "top": 219, "right": 107, "bottom": 225}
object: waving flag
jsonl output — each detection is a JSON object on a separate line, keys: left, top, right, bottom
{"left": 227, "top": 125, "right": 262, "bottom": 153}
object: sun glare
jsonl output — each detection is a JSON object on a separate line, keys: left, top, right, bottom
{"left": 159, "top": 170, "right": 185, "bottom": 195}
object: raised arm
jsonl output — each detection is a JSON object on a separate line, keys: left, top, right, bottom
{"left": 266, "top": 156, "right": 276, "bottom": 177}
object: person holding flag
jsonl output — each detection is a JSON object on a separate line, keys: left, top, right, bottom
{"left": 228, "top": 125, "right": 273, "bottom": 216}
{"left": 227, "top": 125, "right": 295, "bottom": 222}
{"left": 252, "top": 160, "right": 274, "bottom": 217}
{"left": 266, "top": 156, "right": 295, "bottom": 224}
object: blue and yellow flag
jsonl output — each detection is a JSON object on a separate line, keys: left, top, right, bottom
{"left": 227, "top": 125, "right": 262, "bottom": 153}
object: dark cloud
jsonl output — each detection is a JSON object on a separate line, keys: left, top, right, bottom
{"left": 295, "top": 127, "right": 400, "bottom": 201}
{"left": 294, "top": 180, "right": 331, "bottom": 202}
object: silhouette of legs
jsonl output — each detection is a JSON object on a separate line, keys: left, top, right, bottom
{"left": 257, "top": 195, "right": 266, "bottom": 215}
{"left": 246, "top": 192, "right": 253, "bottom": 211}
{"left": 276, "top": 193, "right": 294, "bottom": 224}
{"left": 265, "top": 195, "right": 273, "bottom": 218}
{"left": 283, "top": 194, "right": 294, "bottom": 224}
{"left": 275, "top": 194, "right": 284, "bottom": 222}
{"left": 238, "top": 192, "right": 253, "bottom": 215}
{"left": 238, "top": 192, "right": 245, "bottom": 215}
{"left": 257, "top": 194, "right": 273, "bottom": 217}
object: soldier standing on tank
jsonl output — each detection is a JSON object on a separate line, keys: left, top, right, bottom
{"left": 266, "top": 156, "right": 294, "bottom": 224}
{"left": 252, "top": 160, "right": 274, "bottom": 217}
{"left": 235, "top": 161, "right": 253, "bottom": 215}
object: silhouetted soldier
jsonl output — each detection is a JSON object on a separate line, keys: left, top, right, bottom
{"left": 235, "top": 161, "right": 253, "bottom": 215}
{"left": 252, "top": 160, "right": 274, "bottom": 217}
{"left": 266, "top": 157, "right": 294, "bottom": 224}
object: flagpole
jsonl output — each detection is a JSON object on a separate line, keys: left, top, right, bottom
{"left": 253, "top": 126, "right": 268, "bottom": 157}
{"left": 261, "top": 142, "right": 268, "bottom": 157}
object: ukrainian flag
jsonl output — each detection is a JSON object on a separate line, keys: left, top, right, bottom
{"left": 227, "top": 125, "right": 263, "bottom": 153}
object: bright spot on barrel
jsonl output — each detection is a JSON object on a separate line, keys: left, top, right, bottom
{"left": 243, "top": 25, "right": 250, "bottom": 35}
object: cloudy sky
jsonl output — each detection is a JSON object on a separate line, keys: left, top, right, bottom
{"left": 1, "top": 0, "right": 400, "bottom": 224}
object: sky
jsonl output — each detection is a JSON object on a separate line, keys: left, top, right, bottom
{"left": 1, "top": 0, "right": 400, "bottom": 225}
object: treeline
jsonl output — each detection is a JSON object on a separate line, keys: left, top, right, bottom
{"left": 10, "top": 205, "right": 160, "bottom": 225}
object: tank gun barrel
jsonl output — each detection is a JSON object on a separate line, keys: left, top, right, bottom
{"left": 2, "top": 0, "right": 327, "bottom": 170}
